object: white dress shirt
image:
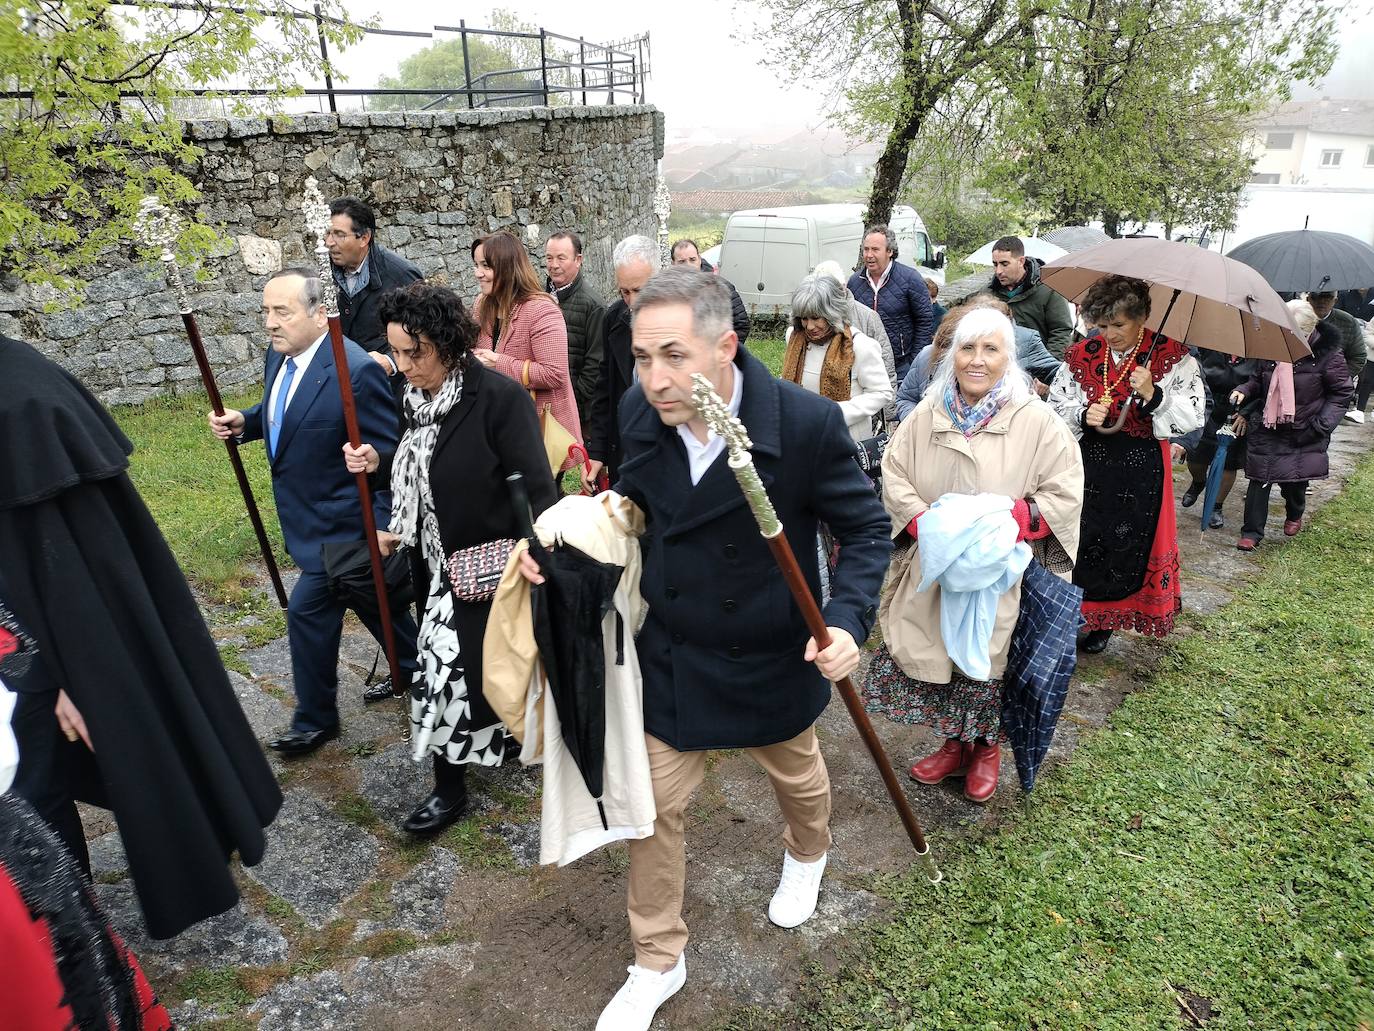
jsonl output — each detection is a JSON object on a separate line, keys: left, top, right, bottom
{"left": 677, "top": 365, "right": 743, "bottom": 486}
{"left": 267, "top": 333, "right": 326, "bottom": 439}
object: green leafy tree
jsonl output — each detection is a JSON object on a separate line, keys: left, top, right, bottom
{"left": 756, "top": 0, "right": 1049, "bottom": 229}
{"left": 0, "top": 0, "right": 362, "bottom": 295}
{"left": 974, "top": 0, "right": 1339, "bottom": 236}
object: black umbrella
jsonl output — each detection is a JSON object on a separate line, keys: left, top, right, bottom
{"left": 1226, "top": 229, "right": 1374, "bottom": 293}
{"left": 320, "top": 539, "right": 415, "bottom": 618}
{"left": 507, "top": 474, "right": 623, "bottom": 829}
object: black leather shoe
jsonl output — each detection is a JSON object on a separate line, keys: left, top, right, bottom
{"left": 1077, "top": 629, "right": 1113, "bottom": 654}
{"left": 362, "top": 678, "right": 399, "bottom": 704}
{"left": 401, "top": 791, "right": 467, "bottom": 835}
{"left": 1180, "top": 485, "right": 1202, "bottom": 508}
{"left": 268, "top": 725, "right": 340, "bottom": 756}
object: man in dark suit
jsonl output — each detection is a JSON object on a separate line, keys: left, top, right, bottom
{"left": 527, "top": 268, "right": 891, "bottom": 1029}
{"left": 210, "top": 269, "right": 419, "bottom": 755}
{"left": 584, "top": 233, "right": 659, "bottom": 487}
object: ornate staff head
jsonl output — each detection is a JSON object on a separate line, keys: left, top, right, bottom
{"left": 690, "top": 372, "right": 780, "bottom": 537}
{"left": 653, "top": 169, "right": 672, "bottom": 268}
{"left": 132, "top": 195, "right": 192, "bottom": 315}
{"left": 299, "top": 176, "right": 340, "bottom": 318}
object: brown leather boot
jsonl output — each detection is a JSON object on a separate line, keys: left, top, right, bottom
{"left": 963, "top": 741, "right": 1000, "bottom": 803}
{"left": 909, "top": 738, "right": 969, "bottom": 784}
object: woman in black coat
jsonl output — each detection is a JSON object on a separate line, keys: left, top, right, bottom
{"left": 1179, "top": 347, "right": 1255, "bottom": 529}
{"left": 345, "top": 283, "right": 557, "bottom": 835}
{"left": 1232, "top": 301, "right": 1352, "bottom": 550}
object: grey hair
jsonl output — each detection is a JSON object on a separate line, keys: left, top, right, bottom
{"left": 613, "top": 234, "right": 660, "bottom": 270}
{"left": 790, "top": 273, "right": 849, "bottom": 335}
{"left": 269, "top": 267, "right": 324, "bottom": 311}
{"left": 864, "top": 224, "right": 898, "bottom": 256}
{"left": 926, "top": 307, "right": 1033, "bottom": 405}
{"left": 1287, "top": 298, "right": 1318, "bottom": 340}
{"left": 632, "top": 266, "right": 732, "bottom": 341}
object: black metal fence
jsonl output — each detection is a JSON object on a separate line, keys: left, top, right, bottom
{"left": 4, "top": 3, "right": 650, "bottom": 115}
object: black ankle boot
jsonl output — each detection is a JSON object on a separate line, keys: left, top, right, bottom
{"left": 1077, "top": 629, "right": 1113, "bottom": 654}
{"left": 401, "top": 759, "right": 468, "bottom": 835}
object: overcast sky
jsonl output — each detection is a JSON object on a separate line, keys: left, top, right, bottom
{"left": 339, "top": 1, "right": 1371, "bottom": 135}
{"left": 340, "top": 0, "right": 831, "bottom": 134}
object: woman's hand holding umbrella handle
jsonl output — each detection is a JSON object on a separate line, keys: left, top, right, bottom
{"left": 1229, "top": 389, "right": 1246, "bottom": 406}
{"left": 1128, "top": 366, "right": 1155, "bottom": 402}
{"left": 342, "top": 442, "right": 379, "bottom": 475}
{"left": 1231, "top": 413, "right": 1247, "bottom": 437}
{"left": 1085, "top": 400, "right": 1111, "bottom": 428}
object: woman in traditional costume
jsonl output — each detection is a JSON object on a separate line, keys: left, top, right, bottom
{"left": 1048, "top": 275, "right": 1204, "bottom": 653}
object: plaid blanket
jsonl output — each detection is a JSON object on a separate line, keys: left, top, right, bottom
{"left": 1002, "top": 558, "right": 1083, "bottom": 792}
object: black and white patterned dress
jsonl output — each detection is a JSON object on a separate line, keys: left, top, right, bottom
{"left": 410, "top": 491, "right": 506, "bottom": 766}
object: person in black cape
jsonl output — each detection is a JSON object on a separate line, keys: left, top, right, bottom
{"left": 0, "top": 335, "right": 282, "bottom": 940}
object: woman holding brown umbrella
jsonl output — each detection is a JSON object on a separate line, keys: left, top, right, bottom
{"left": 1048, "top": 275, "right": 1204, "bottom": 653}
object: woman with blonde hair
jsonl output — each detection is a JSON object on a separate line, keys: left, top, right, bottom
{"left": 864, "top": 308, "right": 1083, "bottom": 803}
{"left": 471, "top": 232, "right": 584, "bottom": 474}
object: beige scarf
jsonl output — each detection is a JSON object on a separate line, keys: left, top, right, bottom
{"left": 782, "top": 327, "right": 854, "bottom": 401}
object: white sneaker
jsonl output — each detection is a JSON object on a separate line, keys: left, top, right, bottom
{"left": 767, "top": 851, "right": 827, "bottom": 928}
{"left": 1344, "top": 409, "right": 1366, "bottom": 424}
{"left": 596, "top": 953, "right": 686, "bottom": 1031}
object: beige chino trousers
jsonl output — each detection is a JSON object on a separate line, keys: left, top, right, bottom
{"left": 627, "top": 727, "right": 832, "bottom": 971}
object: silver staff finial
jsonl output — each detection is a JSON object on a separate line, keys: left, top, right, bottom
{"left": 299, "top": 176, "right": 340, "bottom": 318}
{"left": 132, "top": 195, "right": 192, "bottom": 314}
{"left": 690, "top": 371, "right": 779, "bottom": 537}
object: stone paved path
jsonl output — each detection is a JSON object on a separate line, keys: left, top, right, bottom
{"left": 93, "top": 420, "right": 1374, "bottom": 1030}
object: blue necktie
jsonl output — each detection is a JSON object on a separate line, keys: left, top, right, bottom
{"left": 268, "top": 357, "right": 297, "bottom": 459}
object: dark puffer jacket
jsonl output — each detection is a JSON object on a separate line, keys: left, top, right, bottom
{"left": 847, "top": 260, "right": 934, "bottom": 376}
{"left": 548, "top": 271, "right": 606, "bottom": 420}
{"left": 333, "top": 243, "right": 423, "bottom": 352}
{"left": 987, "top": 257, "right": 1075, "bottom": 360}
{"left": 1237, "top": 321, "right": 1353, "bottom": 483}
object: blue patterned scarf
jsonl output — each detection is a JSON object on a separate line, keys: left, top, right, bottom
{"left": 944, "top": 376, "right": 1014, "bottom": 438}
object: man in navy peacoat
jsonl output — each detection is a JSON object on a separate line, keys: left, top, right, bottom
{"left": 210, "top": 269, "right": 418, "bottom": 755}
{"left": 556, "top": 268, "right": 891, "bottom": 1030}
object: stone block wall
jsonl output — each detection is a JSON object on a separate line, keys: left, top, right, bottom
{"left": 0, "top": 105, "right": 664, "bottom": 405}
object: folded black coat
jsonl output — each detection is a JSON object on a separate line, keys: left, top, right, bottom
{"left": 0, "top": 336, "right": 282, "bottom": 940}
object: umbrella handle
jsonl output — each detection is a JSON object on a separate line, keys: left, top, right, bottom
{"left": 1094, "top": 397, "right": 1133, "bottom": 435}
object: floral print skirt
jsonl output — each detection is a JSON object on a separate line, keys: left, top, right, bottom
{"left": 862, "top": 643, "right": 1005, "bottom": 744}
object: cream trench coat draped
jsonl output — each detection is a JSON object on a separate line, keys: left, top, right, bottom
{"left": 879, "top": 391, "right": 1085, "bottom": 683}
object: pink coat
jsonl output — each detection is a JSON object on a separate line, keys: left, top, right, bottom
{"left": 475, "top": 294, "right": 585, "bottom": 472}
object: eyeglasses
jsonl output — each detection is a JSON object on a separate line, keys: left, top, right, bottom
{"left": 324, "top": 229, "right": 364, "bottom": 242}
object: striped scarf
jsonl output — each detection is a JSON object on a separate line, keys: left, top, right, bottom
{"left": 944, "top": 376, "right": 1013, "bottom": 438}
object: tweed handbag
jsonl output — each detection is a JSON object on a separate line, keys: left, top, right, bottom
{"left": 446, "top": 538, "right": 517, "bottom": 603}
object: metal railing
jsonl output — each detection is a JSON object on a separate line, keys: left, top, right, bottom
{"left": 2, "top": 3, "right": 650, "bottom": 116}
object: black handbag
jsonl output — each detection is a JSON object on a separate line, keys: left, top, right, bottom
{"left": 319, "top": 539, "right": 416, "bottom": 617}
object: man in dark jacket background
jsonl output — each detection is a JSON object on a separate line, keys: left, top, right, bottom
{"left": 1307, "top": 290, "right": 1367, "bottom": 424}
{"left": 528, "top": 268, "right": 890, "bottom": 1030}
{"left": 545, "top": 230, "right": 605, "bottom": 424}
{"left": 847, "top": 225, "right": 933, "bottom": 382}
{"left": 584, "top": 233, "right": 659, "bottom": 488}
{"left": 987, "top": 235, "right": 1075, "bottom": 360}
{"left": 327, "top": 196, "right": 423, "bottom": 375}
{"left": 671, "top": 238, "right": 751, "bottom": 344}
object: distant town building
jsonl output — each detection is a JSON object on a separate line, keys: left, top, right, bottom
{"left": 1249, "top": 99, "right": 1374, "bottom": 189}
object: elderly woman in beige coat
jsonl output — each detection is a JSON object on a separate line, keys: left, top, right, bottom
{"left": 862, "top": 308, "right": 1084, "bottom": 803}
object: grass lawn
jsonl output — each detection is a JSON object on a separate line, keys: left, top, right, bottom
{"left": 115, "top": 388, "right": 285, "bottom": 607}
{"left": 764, "top": 458, "right": 1374, "bottom": 1029}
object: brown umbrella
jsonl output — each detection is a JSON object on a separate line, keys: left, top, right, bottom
{"left": 1041, "top": 237, "right": 1310, "bottom": 363}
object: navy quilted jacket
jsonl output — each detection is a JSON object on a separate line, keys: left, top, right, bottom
{"left": 847, "top": 261, "right": 934, "bottom": 373}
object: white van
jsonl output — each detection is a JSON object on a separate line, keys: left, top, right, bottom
{"left": 718, "top": 203, "right": 945, "bottom": 317}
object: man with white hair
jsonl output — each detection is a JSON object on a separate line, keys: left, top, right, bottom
{"left": 584, "top": 234, "right": 661, "bottom": 485}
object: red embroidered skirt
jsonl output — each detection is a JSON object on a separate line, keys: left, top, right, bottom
{"left": 1081, "top": 439, "right": 1182, "bottom": 636}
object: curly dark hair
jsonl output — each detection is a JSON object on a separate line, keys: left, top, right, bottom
{"left": 377, "top": 281, "right": 478, "bottom": 371}
{"left": 1080, "top": 274, "right": 1152, "bottom": 324}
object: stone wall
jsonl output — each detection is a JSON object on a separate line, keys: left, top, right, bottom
{"left": 0, "top": 105, "right": 664, "bottom": 405}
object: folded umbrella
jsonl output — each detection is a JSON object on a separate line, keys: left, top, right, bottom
{"left": 1197, "top": 423, "right": 1237, "bottom": 535}
{"left": 1001, "top": 559, "right": 1084, "bottom": 792}
{"left": 1226, "top": 229, "right": 1374, "bottom": 294}
{"left": 507, "top": 474, "right": 623, "bottom": 829}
